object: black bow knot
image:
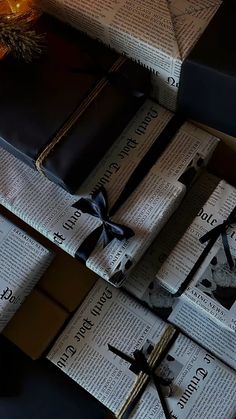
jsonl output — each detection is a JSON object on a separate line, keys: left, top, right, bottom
{"left": 108, "top": 344, "right": 172, "bottom": 419}
{"left": 72, "top": 187, "right": 134, "bottom": 263}
{"left": 200, "top": 206, "right": 236, "bottom": 270}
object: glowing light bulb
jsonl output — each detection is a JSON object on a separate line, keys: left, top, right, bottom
{"left": 6, "top": 1, "right": 32, "bottom": 13}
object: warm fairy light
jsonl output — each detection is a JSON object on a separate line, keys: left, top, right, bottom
{"left": 6, "top": 0, "right": 32, "bottom": 14}
{"left": 0, "top": 0, "right": 39, "bottom": 60}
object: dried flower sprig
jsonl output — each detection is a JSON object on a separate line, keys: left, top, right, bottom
{"left": 0, "top": 12, "right": 45, "bottom": 62}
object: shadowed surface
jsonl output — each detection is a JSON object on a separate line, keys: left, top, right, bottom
{"left": 0, "top": 335, "right": 108, "bottom": 419}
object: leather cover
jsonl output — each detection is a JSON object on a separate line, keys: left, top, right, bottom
{"left": 0, "top": 15, "right": 150, "bottom": 193}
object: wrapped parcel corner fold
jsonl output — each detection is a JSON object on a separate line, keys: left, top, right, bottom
{"left": 0, "top": 100, "right": 219, "bottom": 285}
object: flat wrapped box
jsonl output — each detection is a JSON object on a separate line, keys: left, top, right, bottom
{"left": 155, "top": 179, "right": 236, "bottom": 333}
{"left": 40, "top": 1, "right": 236, "bottom": 137}
{"left": 0, "top": 213, "right": 53, "bottom": 332}
{"left": 124, "top": 172, "right": 236, "bottom": 370}
{"left": 0, "top": 14, "right": 150, "bottom": 193}
{"left": 39, "top": 0, "right": 220, "bottom": 111}
{"left": 47, "top": 281, "right": 236, "bottom": 419}
{"left": 0, "top": 100, "right": 219, "bottom": 286}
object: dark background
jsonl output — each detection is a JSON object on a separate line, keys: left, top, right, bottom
{"left": 0, "top": 335, "right": 108, "bottom": 419}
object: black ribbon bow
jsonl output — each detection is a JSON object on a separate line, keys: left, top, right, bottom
{"left": 108, "top": 344, "right": 173, "bottom": 419}
{"left": 72, "top": 187, "right": 135, "bottom": 263}
{"left": 72, "top": 114, "right": 185, "bottom": 265}
{"left": 175, "top": 205, "right": 236, "bottom": 297}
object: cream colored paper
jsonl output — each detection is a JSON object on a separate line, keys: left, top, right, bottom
{"left": 39, "top": 0, "right": 221, "bottom": 110}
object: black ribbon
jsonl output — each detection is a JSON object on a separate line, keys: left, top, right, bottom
{"left": 73, "top": 187, "right": 134, "bottom": 264}
{"left": 108, "top": 335, "right": 178, "bottom": 419}
{"left": 73, "top": 114, "right": 185, "bottom": 264}
{"left": 175, "top": 205, "right": 236, "bottom": 297}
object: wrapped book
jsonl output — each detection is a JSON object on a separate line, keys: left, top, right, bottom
{"left": 0, "top": 213, "right": 53, "bottom": 331}
{"left": 0, "top": 100, "right": 219, "bottom": 285}
{"left": 47, "top": 281, "right": 236, "bottom": 419}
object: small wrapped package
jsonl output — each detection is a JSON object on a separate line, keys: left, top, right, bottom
{"left": 0, "top": 213, "right": 53, "bottom": 332}
{"left": 157, "top": 180, "right": 236, "bottom": 333}
{"left": 47, "top": 281, "right": 236, "bottom": 419}
{"left": 0, "top": 100, "right": 219, "bottom": 286}
{"left": 0, "top": 14, "right": 149, "bottom": 193}
{"left": 0, "top": 99, "right": 219, "bottom": 285}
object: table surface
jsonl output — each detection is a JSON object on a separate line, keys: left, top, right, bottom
{"left": 0, "top": 335, "right": 108, "bottom": 419}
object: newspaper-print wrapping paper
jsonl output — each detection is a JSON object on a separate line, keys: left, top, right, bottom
{"left": 129, "top": 333, "right": 236, "bottom": 419}
{"left": 40, "top": 0, "right": 221, "bottom": 111}
{"left": 47, "top": 280, "right": 175, "bottom": 418}
{"left": 124, "top": 173, "right": 236, "bottom": 371}
{"left": 157, "top": 180, "right": 236, "bottom": 332}
{"left": 48, "top": 281, "right": 236, "bottom": 419}
{"left": 0, "top": 100, "right": 219, "bottom": 286}
{"left": 0, "top": 214, "right": 53, "bottom": 331}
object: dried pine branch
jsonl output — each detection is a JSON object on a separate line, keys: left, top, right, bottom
{"left": 0, "top": 15, "right": 45, "bottom": 62}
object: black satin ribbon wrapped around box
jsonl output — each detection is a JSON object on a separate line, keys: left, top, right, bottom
{"left": 0, "top": 15, "right": 150, "bottom": 193}
{"left": 178, "top": 0, "right": 236, "bottom": 138}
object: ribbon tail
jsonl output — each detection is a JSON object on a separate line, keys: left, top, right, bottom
{"left": 175, "top": 236, "right": 217, "bottom": 297}
{"left": 119, "top": 225, "right": 135, "bottom": 241}
{"left": 108, "top": 345, "right": 134, "bottom": 364}
{"left": 75, "top": 225, "right": 103, "bottom": 263}
{"left": 221, "top": 230, "right": 235, "bottom": 269}
{"left": 102, "top": 222, "right": 135, "bottom": 249}
{"left": 152, "top": 374, "right": 171, "bottom": 419}
{"left": 109, "top": 222, "right": 135, "bottom": 242}
{"left": 199, "top": 225, "right": 222, "bottom": 244}
{"left": 102, "top": 224, "right": 116, "bottom": 248}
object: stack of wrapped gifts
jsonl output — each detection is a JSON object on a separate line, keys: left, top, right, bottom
{"left": 0, "top": 1, "right": 236, "bottom": 418}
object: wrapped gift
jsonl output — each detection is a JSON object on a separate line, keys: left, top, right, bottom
{"left": 125, "top": 333, "right": 236, "bottom": 419}
{"left": 38, "top": 0, "right": 220, "bottom": 110}
{"left": 0, "top": 14, "right": 150, "bottom": 193}
{"left": 47, "top": 281, "right": 236, "bottom": 419}
{"left": 0, "top": 100, "right": 219, "bottom": 285}
{"left": 39, "top": 1, "right": 236, "bottom": 137}
{"left": 156, "top": 180, "right": 236, "bottom": 333}
{"left": 0, "top": 213, "right": 53, "bottom": 331}
{"left": 124, "top": 172, "right": 236, "bottom": 370}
